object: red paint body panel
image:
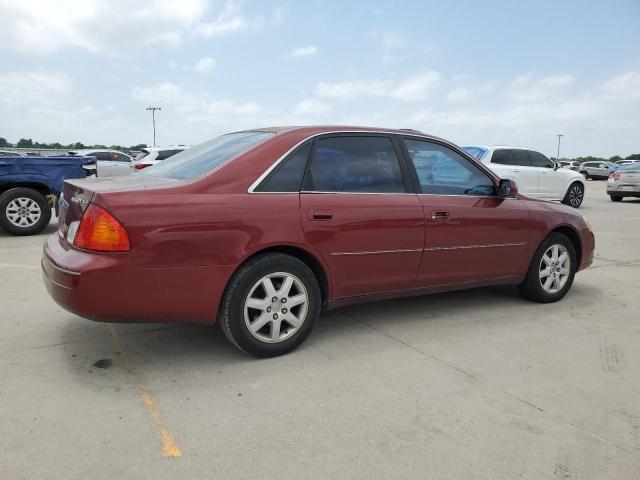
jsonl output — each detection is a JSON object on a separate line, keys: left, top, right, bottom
{"left": 300, "top": 193, "right": 424, "bottom": 298}
{"left": 42, "top": 126, "right": 595, "bottom": 324}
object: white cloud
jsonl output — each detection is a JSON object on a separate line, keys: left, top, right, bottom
{"left": 602, "top": 71, "right": 640, "bottom": 101}
{"left": 447, "top": 87, "right": 473, "bottom": 103}
{"left": 288, "top": 45, "right": 318, "bottom": 58}
{"left": 293, "top": 98, "right": 330, "bottom": 115}
{"left": 315, "top": 72, "right": 440, "bottom": 101}
{"left": 368, "top": 30, "right": 407, "bottom": 50}
{"left": 130, "top": 82, "right": 264, "bottom": 136}
{"left": 195, "top": 56, "right": 216, "bottom": 73}
{"left": 0, "top": 0, "right": 258, "bottom": 55}
{"left": 196, "top": 1, "right": 260, "bottom": 37}
{"left": 509, "top": 73, "right": 575, "bottom": 102}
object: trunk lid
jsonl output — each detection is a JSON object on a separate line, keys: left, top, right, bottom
{"left": 58, "top": 175, "right": 179, "bottom": 239}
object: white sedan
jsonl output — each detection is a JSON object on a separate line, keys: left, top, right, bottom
{"left": 463, "top": 145, "right": 586, "bottom": 208}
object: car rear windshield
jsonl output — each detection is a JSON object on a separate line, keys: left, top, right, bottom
{"left": 142, "top": 131, "right": 273, "bottom": 180}
{"left": 622, "top": 162, "right": 640, "bottom": 170}
{"left": 462, "top": 147, "right": 487, "bottom": 161}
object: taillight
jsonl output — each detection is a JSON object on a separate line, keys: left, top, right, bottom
{"left": 134, "top": 163, "right": 151, "bottom": 170}
{"left": 74, "top": 204, "right": 130, "bottom": 252}
{"left": 609, "top": 172, "right": 620, "bottom": 180}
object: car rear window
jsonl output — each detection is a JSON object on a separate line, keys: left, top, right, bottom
{"left": 462, "top": 147, "right": 487, "bottom": 161}
{"left": 303, "top": 136, "right": 405, "bottom": 193}
{"left": 135, "top": 150, "right": 150, "bottom": 161}
{"left": 143, "top": 132, "right": 273, "bottom": 180}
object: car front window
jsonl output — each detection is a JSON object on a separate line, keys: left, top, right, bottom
{"left": 142, "top": 131, "right": 274, "bottom": 180}
{"left": 405, "top": 139, "right": 495, "bottom": 196}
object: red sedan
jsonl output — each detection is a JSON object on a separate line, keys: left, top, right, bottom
{"left": 42, "top": 127, "right": 595, "bottom": 357}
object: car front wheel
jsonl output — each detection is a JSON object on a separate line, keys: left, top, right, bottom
{"left": 609, "top": 195, "right": 623, "bottom": 202}
{"left": 518, "top": 233, "right": 577, "bottom": 303}
{"left": 562, "top": 182, "right": 584, "bottom": 208}
{"left": 220, "top": 253, "right": 321, "bottom": 357}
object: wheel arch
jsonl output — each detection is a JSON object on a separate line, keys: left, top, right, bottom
{"left": 229, "top": 244, "right": 331, "bottom": 308}
{"left": 0, "top": 182, "right": 54, "bottom": 198}
{"left": 549, "top": 225, "right": 582, "bottom": 268}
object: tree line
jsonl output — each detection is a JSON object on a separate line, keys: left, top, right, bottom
{"left": 2, "top": 136, "right": 639, "bottom": 161}
{"left": 0, "top": 137, "right": 147, "bottom": 153}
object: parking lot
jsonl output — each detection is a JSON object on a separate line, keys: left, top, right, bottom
{"left": 1, "top": 180, "right": 639, "bottom": 479}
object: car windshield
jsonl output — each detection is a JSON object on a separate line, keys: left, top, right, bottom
{"left": 142, "top": 131, "right": 273, "bottom": 180}
{"left": 462, "top": 147, "right": 487, "bottom": 161}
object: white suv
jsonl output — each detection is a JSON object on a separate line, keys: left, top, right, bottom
{"left": 132, "top": 146, "right": 189, "bottom": 171}
{"left": 463, "top": 145, "right": 586, "bottom": 208}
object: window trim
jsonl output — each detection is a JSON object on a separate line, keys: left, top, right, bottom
{"left": 248, "top": 130, "right": 500, "bottom": 194}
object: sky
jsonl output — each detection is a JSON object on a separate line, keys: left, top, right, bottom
{"left": 0, "top": 0, "right": 638, "bottom": 158}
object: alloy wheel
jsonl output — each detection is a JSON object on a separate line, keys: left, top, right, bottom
{"left": 6, "top": 197, "right": 41, "bottom": 227}
{"left": 568, "top": 184, "right": 584, "bottom": 207}
{"left": 539, "top": 244, "right": 571, "bottom": 294}
{"left": 243, "top": 272, "right": 309, "bottom": 343}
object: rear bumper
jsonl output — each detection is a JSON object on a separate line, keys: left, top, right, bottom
{"left": 607, "top": 184, "right": 640, "bottom": 197}
{"left": 42, "top": 234, "right": 232, "bottom": 324}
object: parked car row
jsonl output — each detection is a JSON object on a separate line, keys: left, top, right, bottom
{"left": 69, "top": 146, "right": 189, "bottom": 177}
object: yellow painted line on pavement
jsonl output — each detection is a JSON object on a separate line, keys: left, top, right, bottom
{"left": 139, "top": 388, "right": 183, "bottom": 458}
{"left": 108, "top": 324, "right": 183, "bottom": 458}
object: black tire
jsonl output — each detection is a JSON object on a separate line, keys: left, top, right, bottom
{"left": 610, "top": 195, "right": 623, "bottom": 202}
{"left": 561, "top": 182, "right": 584, "bottom": 208}
{"left": 219, "top": 253, "right": 321, "bottom": 357}
{"left": 581, "top": 172, "right": 589, "bottom": 180}
{"left": 0, "top": 187, "right": 52, "bottom": 236}
{"left": 518, "top": 232, "right": 577, "bottom": 303}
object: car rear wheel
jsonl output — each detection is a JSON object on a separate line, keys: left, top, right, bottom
{"left": 518, "top": 233, "right": 577, "bottom": 303}
{"left": 581, "top": 172, "right": 589, "bottom": 179}
{"left": 562, "top": 182, "right": 584, "bottom": 208}
{"left": 0, "top": 187, "right": 52, "bottom": 236}
{"left": 220, "top": 253, "right": 321, "bottom": 357}
{"left": 609, "top": 195, "right": 623, "bottom": 202}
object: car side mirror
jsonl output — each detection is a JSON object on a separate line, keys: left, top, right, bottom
{"left": 498, "top": 178, "right": 518, "bottom": 198}
{"left": 553, "top": 162, "right": 560, "bottom": 170}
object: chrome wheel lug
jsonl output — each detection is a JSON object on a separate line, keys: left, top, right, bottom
{"left": 273, "top": 313, "right": 278, "bottom": 320}
{"left": 266, "top": 306, "right": 271, "bottom": 313}
{"left": 282, "top": 308, "right": 287, "bottom": 314}
{"left": 281, "top": 298, "right": 286, "bottom": 303}
{"left": 272, "top": 297, "right": 277, "bottom": 302}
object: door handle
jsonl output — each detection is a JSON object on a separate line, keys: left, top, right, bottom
{"left": 431, "top": 210, "right": 449, "bottom": 221}
{"left": 309, "top": 209, "right": 333, "bottom": 220}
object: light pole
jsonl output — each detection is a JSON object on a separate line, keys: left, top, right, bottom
{"left": 556, "top": 134, "right": 564, "bottom": 162}
{"left": 146, "top": 106, "right": 162, "bottom": 146}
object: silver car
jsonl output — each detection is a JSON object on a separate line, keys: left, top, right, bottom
{"left": 608, "top": 162, "right": 640, "bottom": 201}
{"left": 580, "top": 161, "right": 613, "bottom": 180}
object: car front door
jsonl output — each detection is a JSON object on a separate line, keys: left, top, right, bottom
{"left": 109, "top": 152, "right": 132, "bottom": 176}
{"left": 530, "top": 150, "right": 563, "bottom": 198}
{"left": 400, "top": 138, "right": 530, "bottom": 287}
{"left": 299, "top": 134, "right": 425, "bottom": 299}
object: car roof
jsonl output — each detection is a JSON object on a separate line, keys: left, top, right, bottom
{"left": 233, "top": 125, "right": 452, "bottom": 143}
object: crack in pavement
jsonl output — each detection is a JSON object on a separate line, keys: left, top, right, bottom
{"left": 343, "top": 311, "right": 635, "bottom": 456}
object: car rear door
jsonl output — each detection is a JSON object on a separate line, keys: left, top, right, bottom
{"left": 299, "top": 134, "right": 425, "bottom": 299}
{"left": 488, "top": 149, "right": 539, "bottom": 195}
{"left": 400, "top": 138, "right": 530, "bottom": 287}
